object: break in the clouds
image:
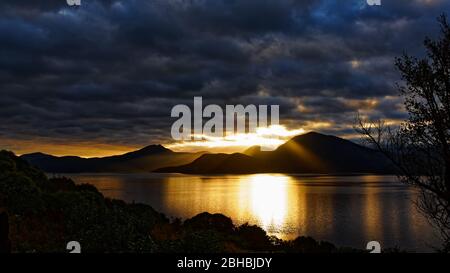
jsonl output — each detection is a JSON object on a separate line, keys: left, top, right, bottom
{"left": 0, "top": 0, "right": 448, "bottom": 156}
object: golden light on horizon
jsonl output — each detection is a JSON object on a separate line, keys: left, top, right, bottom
{"left": 0, "top": 137, "right": 135, "bottom": 158}
{"left": 166, "top": 125, "right": 305, "bottom": 153}
{"left": 2, "top": 125, "right": 320, "bottom": 157}
{"left": 1, "top": 122, "right": 385, "bottom": 157}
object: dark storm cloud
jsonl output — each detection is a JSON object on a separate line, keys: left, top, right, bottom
{"left": 0, "top": 0, "right": 449, "bottom": 150}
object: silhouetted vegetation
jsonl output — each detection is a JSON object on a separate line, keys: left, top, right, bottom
{"left": 357, "top": 14, "right": 450, "bottom": 252}
{"left": 0, "top": 150, "right": 365, "bottom": 253}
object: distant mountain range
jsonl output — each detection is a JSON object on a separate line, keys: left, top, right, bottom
{"left": 21, "top": 145, "right": 205, "bottom": 173}
{"left": 155, "top": 132, "right": 397, "bottom": 174}
{"left": 20, "top": 132, "right": 397, "bottom": 174}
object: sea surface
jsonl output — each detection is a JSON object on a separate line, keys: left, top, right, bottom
{"left": 66, "top": 173, "right": 440, "bottom": 252}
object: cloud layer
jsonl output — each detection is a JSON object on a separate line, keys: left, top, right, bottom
{"left": 0, "top": 0, "right": 448, "bottom": 155}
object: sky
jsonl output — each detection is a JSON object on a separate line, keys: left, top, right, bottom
{"left": 0, "top": 0, "right": 448, "bottom": 157}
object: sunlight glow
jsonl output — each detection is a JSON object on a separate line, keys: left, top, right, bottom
{"left": 246, "top": 174, "right": 290, "bottom": 231}
{"left": 166, "top": 125, "right": 305, "bottom": 153}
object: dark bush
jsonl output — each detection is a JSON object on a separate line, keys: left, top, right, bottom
{"left": 183, "top": 212, "right": 234, "bottom": 234}
{"left": 235, "top": 223, "right": 272, "bottom": 251}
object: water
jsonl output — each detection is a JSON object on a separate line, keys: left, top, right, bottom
{"left": 67, "top": 173, "right": 440, "bottom": 252}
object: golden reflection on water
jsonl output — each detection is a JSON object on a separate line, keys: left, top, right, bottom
{"left": 158, "top": 174, "right": 434, "bottom": 244}
{"left": 70, "top": 173, "right": 438, "bottom": 250}
{"left": 161, "top": 174, "right": 306, "bottom": 239}
{"left": 159, "top": 174, "right": 300, "bottom": 238}
{"left": 363, "top": 175, "right": 383, "bottom": 241}
{"left": 243, "top": 174, "right": 289, "bottom": 232}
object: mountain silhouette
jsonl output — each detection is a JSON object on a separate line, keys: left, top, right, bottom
{"left": 21, "top": 132, "right": 397, "bottom": 174}
{"left": 242, "top": 145, "right": 262, "bottom": 156}
{"left": 21, "top": 145, "right": 204, "bottom": 173}
{"left": 157, "top": 153, "right": 269, "bottom": 174}
{"left": 156, "top": 132, "right": 397, "bottom": 174}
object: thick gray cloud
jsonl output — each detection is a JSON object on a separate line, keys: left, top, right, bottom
{"left": 0, "top": 0, "right": 448, "bottom": 152}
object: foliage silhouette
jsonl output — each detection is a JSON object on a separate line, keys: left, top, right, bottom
{"left": 357, "top": 14, "right": 450, "bottom": 252}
